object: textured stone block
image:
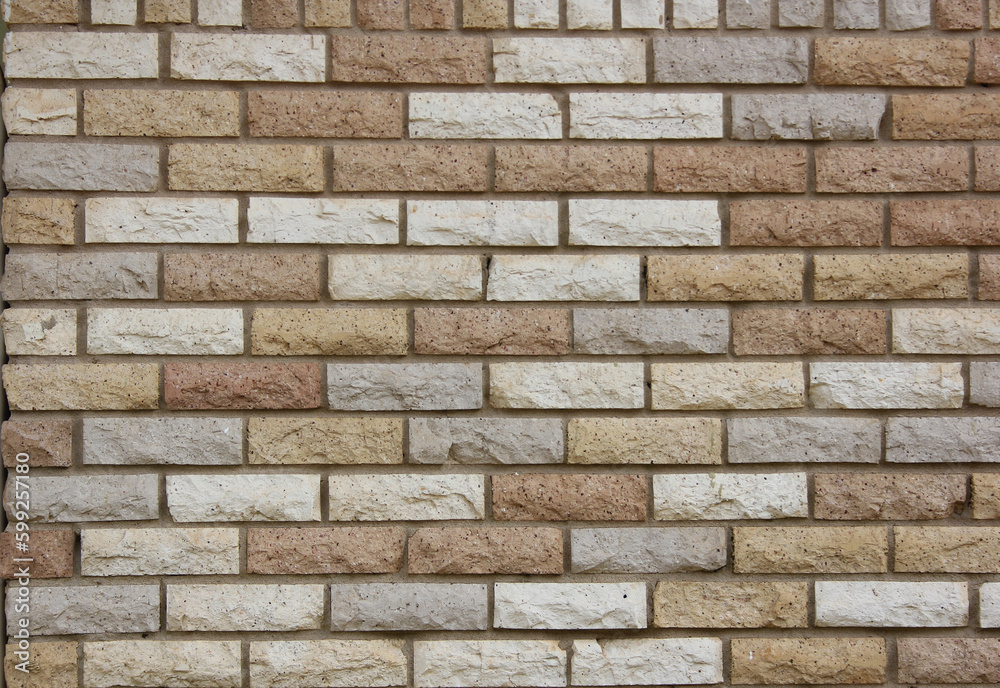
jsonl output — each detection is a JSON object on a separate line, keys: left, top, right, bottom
{"left": 887, "top": 417, "right": 1000, "bottom": 462}
{"left": 976, "top": 145, "right": 1000, "bottom": 190}
{"left": 568, "top": 418, "right": 722, "bottom": 465}
{"left": 572, "top": 527, "right": 726, "bottom": 573}
{"left": 810, "top": 362, "right": 964, "bottom": 409}
{"left": 4, "top": 641, "right": 77, "bottom": 688}
{"left": 145, "top": 0, "right": 191, "bottom": 21}
{"left": 813, "top": 253, "right": 968, "bottom": 299}
{"left": 734, "top": 308, "right": 885, "bottom": 355}
{"left": 172, "top": 34, "right": 325, "bottom": 81}
{"left": 334, "top": 144, "right": 487, "bottom": 192}
{"left": 5, "top": 142, "right": 158, "bottom": 191}
{"left": 327, "top": 363, "right": 482, "bottom": 411}
{"left": 973, "top": 474, "right": 1000, "bottom": 518}
{"left": 87, "top": 308, "right": 243, "bottom": 355}
{"left": 572, "top": 639, "right": 720, "bottom": 686}
{"left": 490, "top": 362, "right": 644, "bottom": 409}
{"left": 938, "top": 0, "right": 982, "bottom": 27}
{"left": 248, "top": 198, "right": 397, "bottom": 244}
{"left": 408, "top": 527, "right": 563, "bottom": 574}
{"left": 732, "top": 94, "right": 884, "bottom": 140}
{"left": 249, "top": 418, "right": 402, "bottom": 465}
{"left": 893, "top": 308, "right": 1000, "bottom": 353}
{"left": 167, "top": 584, "right": 324, "bottom": 631}
{"left": 674, "top": 0, "right": 718, "bottom": 26}
{"left": 330, "top": 255, "right": 481, "bottom": 301}
{"left": 91, "top": 0, "right": 136, "bottom": 23}
{"left": 250, "top": 640, "right": 406, "bottom": 688}
{"left": 983, "top": 584, "right": 1000, "bottom": 627}
{"left": 976, "top": 37, "right": 1000, "bottom": 82}
{"left": 167, "top": 475, "right": 321, "bottom": 522}
{"left": 82, "top": 528, "right": 239, "bottom": 576}
{"left": 814, "top": 37, "right": 970, "bottom": 86}
{"left": 654, "top": 146, "right": 807, "bottom": 192}
{"left": 568, "top": 199, "right": 720, "bottom": 247}
{"left": 834, "top": 0, "right": 879, "bottom": 27}
{"left": 329, "top": 474, "right": 485, "bottom": 521}
{"left": 493, "top": 474, "right": 646, "bottom": 521}
{"left": 358, "top": 0, "right": 405, "bottom": 27}
{"left": 2, "top": 88, "right": 76, "bottom": 135}
{"left": 251, "top": 308, "right": 407, "bottom": 356}
{"left": 84, "top": 641, "right": 241, "bottom": 688}
{"left": 895, "top": 526, "right": 1000, "bottom": 572}
{"left": 9, "top": 475, "right": 157, "bottom": 522}
{"left": 887, "top": 0, "right": 930, "bottom": 26}
{"left": 8, "top": 585, "right": 157, "bottom": 635}
{"left": 655, "top": 37, "right": 807, "bottom": 82}
{"left": 495, "top": 37, "right": 644, "bottom": 83}
{"left": 4, "top": 0, "right": 78, "bottom": 22}
{"left": 415, "top": 308, "right": 569, "bottom": 355}
{"left": 495, "top": 145, "right": 647, "bottom": 192}
{"left": 252, "top": 0, "right": 296, "bottom": 25}
{"left": 729, "top": 417, "right": 881, "bottom": 463}
{"left": 410, "top": 418, "right": 562, "bottom": 464}
{"left": 85, "top": 89, "right": 239, "bottom": 136}
{"left": 2, "top": 419, "right": 73, "bottom": 467}
{"left": 574, "top": 308, "right": 727, "bottom": 354}
{"left": 4, "top": 363, "right": 158, "bottom": 411}
{"left": 898, "top": 639, "right": 1000, "bottom": 684}
{"left": 816, "top": 474, "right": 965, "bottom": 520}
{"left": 653, "top": 473, "right": 808, "bottom": 520}
{"left": 168, "top": 143, "right": 324, "bottom": 192}
{"left": 731, "top": 638, "right": 886, "bottom": 685}
{"left": 816, "top": 146, "right": 969, "bottom": 192}
{"left": 247, "top": 527, "right": 404, "bottom": 574}
{"left": 165, "top": 253, "right": 321, "bottom": 301}
{"left": 566, "top": 0, "right": 612, "bottom": 28}
{"left": 514, "top": 0, "right": 558, "bottom": 25}
{"left": 84, "top": 417, "right": 241, "bottom": 466}
{"left": 408, "top": 200, "right": 558, "bottom": 246}
{"left": 330, "top": 36, "right": 486, "bottom": 83}
{"left": 411, "top": 93, "right": 559, "bottom": 139}
{"left": 730, "top": 200, "right": 882, "bottom": 247}
{"left": 734, "top": 526, "right": 888, "bottom": 573}
{"left": 651, "top": 362, "right": 804, "bottom": 410}
{"left": 495, "top": 582, "right": 646, "bottom": 630}
{"left": 3, "top": 251, "right": 157, "bottom": 300}
{"left": 249, "top": 91, "right": 401, "bottom": 138}
{"left": 653, "top": 582, "right": 808, "bottom": 628}
{"left": 2, "top": 197, "right": 76, "bottom": 245}
{"left": 86, "top": 197, "right": 239, "bottom": 244}
{"left": 331, "top": 584, "right": 487, "bottom": 631}
{"left": 4, "top": 32, "right": 156, "bottom": 78}
{"left": 0, "top": 530, "right": 73, "bottom": 578}
{"left": 1, "top": 308, "right": 76, "bottom": 356}
{"left": 165, "top": 363, "right": 321, "bottom": 410}
{"left": 414, "top": 641, "right": 566, "bottom": 688}
{"left": 894, "top": 94, "right": 1000, "bottom": 140}
{"left": 411, "top": 0, "right": 453, "bottom": 26}
{"left": 892, "top": 199, "right": 1000, "bottom": 245}
{"left": 569, "top": 93, "right": 721, "bottom": 139}
{"left": 200, "top": 0, "right": 243, "bottom": 23}
{"left": 488, "top": 255, "right": 639, "bottom": 302}
{"left": 983, "top": 254, "right": 1000, "bottom": 298}
{"left": 816, "top": 581, "right": 968, "bottom": 626}
{"left": 778, "top": 0, "right": 822, "bottom": 24}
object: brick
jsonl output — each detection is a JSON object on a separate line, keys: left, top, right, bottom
{"left": 91, "top": 0, "right": 136, "bottom": 23}
{"left": 975, "top": 145, "right": 1000, "bottom": 190}
{"left": 495, "top": 37, "right": 644, "bottom": 83}
{"left": 893, "top": 94, "right": 1000, "bottom": 140}
{"left": 816, "top": 474, "right": 966, "bottom": 520}
{"left": 938, "top": 0, "right": 982, "bottom": 27}
{"left": 812, "top": 362, "right": 964, "bottom": 409}
{"left": 81, "top": 528, "right": 239, "bottom": 576}
{"left": 817, "top": 146, "right": 969, "bottom": 193}
{"left": 331, "top": 584, "right": 487, "bottom": 631}
{"left": 572, "top": 527, "right": 726, "bottom": 573}
{"left": 730, "top": 200, "right": 882, "bottom": 247}
{"left": 733, "top": 526, "right": 888, "bottom": 573}
{"left": 329, "top": 474, "right": 485, "bottom": 521}
{"left": 327, "top": 363, "right": 482, "bottom": 410}
{"left": 145, "top": 0, "right": 191, "bottom": 21}
{"left": 973, "top": 474, "right": 1000, "bottom": 518}
{"left": 569, "top": 199, "right": 720, "bottom": 247}
{"left": 199, "top": 0, "right": 243, "bottom": 23}
{"left": 164, "top": 362, "right": 322, "bottom": 410}
{"left": 249, "top": 417, "right": 403, "bottom": 465}
{"left": 619, "top": 0, "right": 664, "bottom": 23}
{"left": 0, "top": 530, "right": 73, "bottom": 578}
{"left": 887, "top": 0, "right": 930, "bottom": 26}
{"left": 1, "top": 308, "right": 77, "bottom": 356}
{"left": 464, "top": 0, "right": 508, "bottom": 27}
{"left": 410, "top": 93, "right": 560, "bottom": 139}
{"left": 573, "top": 639, "right": 720, "bottom": 686}
{"left": 515, "top": 0, "right": 558, "bottom": 26}
{"left": 569, "top": 93, "right": 720, "bottom": 139}
{"left": 983, "top": 255, "right": 1000, "bottom": 298}
{"left": 895, "top": 526, "right": 1000, "bottom": 572}
{"left": 815, "top": 38, "right": 970, "bottom": 86}
{"left": 8, "top": 584, "right": 158, "bottom": 635}
{"left": 247, "top": 527, "right": 404, "bottom": 574}
{"left": 729, "top": 417, "right": 881, "bottom": 463}
{"left": 813, "top": 253, "right": 969, "bottom": 300}
{"left": 330, "top": 36, "right": 486, "bottom": 83}
{"left": 4, "top": 32, "right": 156, "bottom": 78}
{"left": 887, "top": 417, "right": 1000, "bottom": 462}
{"left": 334, "top": 144, "right": 486, "bottom": 192}
{"left": 410, "top": 0, "right": 454, "bottom": 27}
{"left": 248, "top": 198, "right": 397, "bottom": 244}
{"left": 85, "top": 89, "right": 238, "bottom": 138}
{"left": 172, "top": 34, "right": 324, "bottom": 81}
{"left": 251, "top": 640, "right": 406, "bottom": 688}
{"left": 495, "top": 145, "right": 647, "bottom": 192}
{"left": 408, "top": 200, "right": 557, "bottom": 247}
{"left": 488, "top": 255, "right": 640, "bottom": 301}
{"left": 674, "top": 0, "right": 718, "bottom": 26}
{"left": 495, "top": 582, "right": 646, "bottom": 630}
{"left": 726, "top": 0, "right": 768, "bottom": 25}
{"left": 168, "top": 143, "right": 324, "bottom": 192}
{"left": 304, "top": 0, "right": 348, "bottom": 23}
{"left": 779, "top": 0, "right": 822, "bottom": 24}
{"left": 249, "top": 91, "right": 402, "bottom": 138}
{"left": 408, "top": 527, "right": 563, "bottom": 574}
{"left": 86, "top": 197, "right": 239, "bottom": 244}
{"left": 654, "top": 37, "right": 808, "bottom": 83}
{"left": 251, "top": 0, "right": 295, "bottom": 25}
{"left": 415, "top": 308, "right": 570, "bottom": 355}
{"left": 84, "top": 641, "right": 241, "bottom": 688}
{"left": 2, "top": 419, "right": 73, "bottom": 467}
{"left": 4, "top": 0, "right": 77, "bottom": 22}
{"left": 167, "top": 475, "right": 321, "bottom": 522}
{"left": 567, "top": 0, "right": 612, "bottom": 28}
{"left": 490, "top": 362, "right": 643, "bottom": 409}
{"left": 2, "top": 197, "right": 76, "bottom": 245}
{"left": 731, "top": 638, "right": 886, "bottom": 685}
{"left": 2, "top": 88, "right": 76, "bottom": 135}
{"left": 414, "top": 641, "right": 566, "bottom": 688}
{"left": 654, "top": 146, "right": 806, "bottom": 192}
{"left": 568, "top": 418, "right": 722, "bottom": 465}
{"left": 164, "top": 253, "right": 321, "bottom": 301}
{"left": 892, "top": 199, "right": 1000, "bottom": 245}
{"left": 894, "top": 308, "right": 1000, "bottom": 353}
{"left": 734, "top": 309, "right": 886, "bottom": 355}
{"left": 492, "top": 474, "right": 646, "bottom": 521}
{"left": 358, "top": 0, "right": 404, "bottom": 26}
{"left": 975, "top": 37, "right": 1000, "bottom": 82}
{"left": 9, "top": 475, "right": 157, "bottom": 522}
{"left": 816, "top": 581, "right": 968, "bottom": 626}
{"left": 574, "top": 308, "right": 728, "bottom": 354}
{"left": 898, "top": 639, "right": 1000, "bottom": 684}
{"left": 4, "top": 142, "right": 158, "bottom": 192}
{"left": 3, "top": 251, "right": 157, "bottom": 300}
{"left": 653, "top": 582, "right": 808, "bottom": 628}
{"left": 83, "top": 417, "right": 242, "bottom": 466}
{"left": 167, "top": 584, "right": 324, "bottom": 631}
{"left": 4, "top": 363, "right": 158, "bottom": 411}
{"left": 732, "top": 94, "right": 884, "bottom": 140}
{"left": 4, "top": 641, "right": 77, "bottom": 688}
{"left": 251, "top": 308, "right": 407, "bottom": 355}
{"left": 652, "top": 362, "right": 804, "bottom": 410}
{"left": 835, "top": 0, "right": 879, "bottom": 27}
{"left": 411, "top": 418, "right": 561, "bottom": 467}
{"left": 983, "top": 583, "right": 1000, "bottom": 626}
{"left": 654, "top": 473, "right": 808, "bottom": 520}
{"left": 87, "top": 308, "right": 243, "bottom": 355}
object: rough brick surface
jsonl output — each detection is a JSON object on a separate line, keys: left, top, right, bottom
{"left": 414, "top": 308, "right": 570, "bottom": 355}
{"left": 730, "top": 200, "right": 882, "bottom": 247}
{"left": 814, "top": 38, "right": 970, "bottom": 86}
{"left": 408, "top": 528, "right": 563, "bottom": 574}
{"left": 734, "top": 526, "right": 889, "bottom": 573}
{"left": 731, "top": 638, "right": 886, "bottom": 685}
{"left": 330, "top": 37, "right": 487, "bottom": 83}
{"left": 247, "top": 527, "right": 405, "bottom": 574}
{"left": 654, "top": 146, "right": 807, "bottom": 193}
{"left": 734, "top": 308, "right": 886, "bottom": 355}
{"left": 492, "top": 474, "right": 646, "bottom": 521}
{"left": 164, "top": 362, "right": 322, "bottom": 410}
{"left": 165, "top": 253, "right": 322, "bottom": 301}
{"left": 815, "top": 474, "right": 966, "bottom": 519}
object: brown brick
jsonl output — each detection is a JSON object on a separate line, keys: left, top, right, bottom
{"left": 249, "top": 417, "right": 404, "bottom": 465}
{"left": 247, "top": 527, "right": 404, "bottom": 574}
{"left": 492, "top": 474, "right": 646, "bottom": 521}
{"left": 816, "top": 146, "right": 969, "bottom": 193}
{"left": 305, "top": 0, "right": 350, "bottom": 24}
{"left": 732, "top": 638, "right": 886, "bottom": 685}
{"left": 815, "top": 474, "right": 966, "bottom": 520}
{"left": 981, "top": 255, "right": 1000, "bottom": 299}
{"left": 249, "top": 91, "right": 402, "bottom": 139}
{"left": 251, "top": 308, "right": 408, "bottom": 356}
{"left": 168, "top": 143, "right": 324, "bottom": 192}
{"left": 733, "top": 526, "right": 888, "bottom": 573}
{"left": 653, "top": 582, "right": 808, "bottom": 629}
{"left": 164, "top": 362, "right": 322, "bottom": 410}
{"left": 895, "top": 526, "right": 1000, "bottom": 572}
{"left": 729, "top": 200, "right": 882, "bottom": 247}
{"left": 2, "top": 197, "right": 76, "bottom": 245}
{"left": 464, "top": 0, "right": 507, "bottom": 27}
{"left": 5, "top": 0, "right": 77, "bottom": 22}
{"left": 893, "top": 94, "right": 1000, "bottom": 140}
{"left": 0, "top": 530, "right": 73, "bottom": 579}
{"left": 496, "top": 146, "right": 647, "bottom": 192}
{"left": 972, "top": 474, "right": 1000, "bottom": 518}
{"left": 975, "top": 145, "right": 1000, "bottom": 190}
{"left": 2, "top": 420, "right": 72, "bottom": 468}
{"left": 411, "top": 0, "right": 454, "bottom": 27}
{"left": 3, "top": 364, "right": 159, "bottom": 411}
{"left": 647, "top": 255, "right": 803, "bottom": 302}
{"left": 813, "top": 253, "right": 969, "bottom": 300}
{"left": 330, "top": 36, "right": 487, "bottom": 84}
{"left": 358, "top": 0, "right": 405, "bottom": 27}
{"left": 975, "top": 37, "right": 1000, "bottom": 82}
{"left": 334, "top": 145, "right": 488, "bottom": 192}
{"left": 85, "top": 90, "right": 239, "bottom": 137}
{"left": 814, "top": 38, "right": 970, "bottom": 86}
{"left": 899, "top": 639, "right": 1000, "bottom": 684}
{"left": 252, "top": 0, "right": 297, "bottom": 26}
{"left": 408, "top": 527, "right": 563, "bottom": 574}
{"left": 734, "top": 309, "right": 886, "bottom": 355}
{"left": 164, "top": 253, "right": 322, "bottom": 301}
{"left": 4, "top": 641, "right": 77, "bottom": 688}
{"left": 414, "top": 308, "right": 570, "bottom": 355}
{"left": 145, "top": 0, "right": 191, "bottom": 22}
{"left": 938, "top": 0, "right": 983, "bottom": 28}
{"left": 654, "top": 146, "right": 806, "bottom": 193}
{"left": 892, "top": 199, "right": 1000, "bottom": 245}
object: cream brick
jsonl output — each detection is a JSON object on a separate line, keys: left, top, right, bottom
{"left": 329, "top": 474, "right": 485, "bottom": 521}
{"left": 4, "top": 32, "right": 157, "bottom": 79}
{"left": 408, "top": 201, "right": 558, "bottom": 246}
{"left": 810, "top": 362, "right": 964, "bottom": 409}
{"left": 415, "top": 641, "right": 566, "bottom": 688}
{"left": 328, "top": 363, "right": 482, "bottom": 411}
{"left": 1, "top": 308, "right": 76, "bottom": 356}
{"left": 494, "top": 582, "right": 646, "bottom": 629}
{"left": 568, "top": 0, "right": 613, "bottom": 28}
{"left": 622, "top": 0, "right": 665, "bottom": 26}
{"left": 198, "top": 0, "right": 242, "bottom": 24}
{"left": 491, "top": 362, "right": 644, "bottom": 409}
{"left": 572, "top": 639, "right": 722, "bottom": 686}
{"left": 568, "top": 418, "right": 722, "bottom": 465}
{"left": 514, "top": 0, "right": 559, "bottom": 27}
{"left": 3, "top": 363, "right": 159, "bottom": 411}
{"left": 171, "top": 34, "right": 325, "bottom": 82}
{"left": 81, "top": 528, "right": 240, "bottom": 576}
{"left": 570, "top": 93, "right": 720, "bottom": 139}
{"left": 488, "top": 255, "right": 640, "bottom": 301}
{"left": 87, "top": 308, "right": 243, "bottom": 355}
{"left": 886, "top": 0, "right": 930, "bottom": 27}
{"left": 572, "top": 527, "right": 726, "bottom": 573}
{"left": 84, "top": 641, "right": 241, "bottom": 688}
{"left": 494, "top": 38, "right": 645, "bottom": 83}
{"left": 86, "top": 198, "right": 239, "bottom": 244}
{"left": 84, "top": 417, "right": 242, "bottom": 465}
{"left": 982, "top": 583, "right": 1000, "bottom": 627}
{"left": 330, "top": 254, "right": 482, "bottom": 300}
{"left": 251, "top": 640, "right": 407, "bottom": 688}
{"left": 10, "top": 475, "right": 157, "bottom": 522}
{"left": 893, "top": 309, "right": 1000, "bottom": 354}
{"left": 91, "top": 0, "right": 136, "bottom": 23}
{"left": 410, "top": 93, "right": 561, "bottom": 139}
{"left": 971, "top": 362, "right": 1000, "bottom": 407}
{"left": 167, "top": 584, "right": 324, "bottom": 631}
{"left": 673, "top": 0, "right": 718, "bottom": 27}
{"left": 815, "top": 581, "right": 968, "bottom": 627}
{"left": 248, "top": 198, "right": 398, "bottom": 244}
{"left": 653, "top": 473, "right": 808, "bottom": 520}
{"left": 250, "top": 417, "right": 403, "bottom": 464}
{"left": 887, "top": 417, "right": 1000, "bottom": 463}
{"left": 2, "top": 89, "right": 76, "bottom": 135}
{"left": 652, "top": 362, "right": 805, "bottom": 410}
{"left": 166, "top": 475, "right": 320, "bottom": 522}
{"left": 569, "top": 200, "right": 719, "bottom": 246}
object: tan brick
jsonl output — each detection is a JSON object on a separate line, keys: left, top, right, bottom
{"left": 2, "top": 197, "right": 76, "bottom": 245}
{"left": 938, "top": 0, "right": 982, "bottom": 28}
{"left": 247, "top": 527, "right": 404, "bottom": 574}
{"left": 496, "top": 145, "right": 647, "bottom": 192}
{"left": 893, "top": 94, "right": 1000, "bottom": 141}
{"left": 648, "top": 255, "right": 803, "bottom": 301}
{"left": 464, "top": 0, "right": 507, "bottom": 26}
{"left": 252, "top": 0, "right": 296, "bottom": 26}
{"left": 734, "top": 309, "right": 886, "bottom": 355}
{"left": 145, "top": 0, "right": 191, "bottom": 22}
{"left": 164, "top": 362, "right": 321, "bottom": 410}
{"left": 334, "top": 145, "right": 488, "bottom": 192}
{"left": 568, "top": 418, "right": 722, "bottom": 465}
{"left": 305, "top": 0, "right": 350, "bottom": 24}
{"left": 815, "top": 474, "right": 966, "bottom": 520}
{"left": 168, "top": 143, "right": 324, "bottom": 192}
{"left": 654, "top": 146, "right": 806, "bottom": 193}
{"left": 816, "top": 146, "right": 968, "bottom": 193}
{"left": 251, "top": 308, "right": 407, "bottom": 356}
{"left": 895, "top": 526, "right": 1000, "bottom": 572}
{"left": 734, "top": 526, "right": 888, "bottom": 573}
{"left": 0, "top": 530, "right": 73, "bottom": 579}
{"left": 729, "top": 200, "right": 882, "bottom": 247}
{"left": 892, "top": 199, "right": 1000, "bottom": 245}
{"left": 2, "top": 419, "right": 72, "bottom": 467}
{"left": 249, "top": 91, "right": 401, "bottom": 138}
{"left": 994, "top": 0, "right": 1000, "bottom": 28}
{"left": 5, "top": 0, "right": 77, "bottom": 22}
{"left": 731, "top": 638, "right": 886, "bottom": 685}
{"left": 330, "top": 36, "right": 487, "bottom": 83}
{"left": 408, "top": 528, "right": 563, "bottom": 574}
{"left": 4, "top": 641, "right": 77, "bottom": 688}
{"left": 164, "top": 253, "right": 322, "bottom": 301}
{"left": 492, "top": 474, "right": 646, "bottom": 521}
{"left": 814, "top": 38, "right": 970, "bottom": 86}
{"left": 899, "top": 639, "right": 1000, "bottom": 684}
{"left": 653, "top": 582, "right": 808, "bottom": 628}
{"left": 982, "top": 255, "right": 1000, "bottom": 299}
{"left": 85, "top": 90, "right": 238, "bottom": 137}
{"left": 358, "top": 0, "right": 404, "bottom": 27}
{"left": 813, "top": 253, "right": 969, "bottom": 300}
{"left": 652, "top": 362, "right": 804, "bottom": 410}
{"left": 414, "top": 308, "right": 570, "bottom": 355}
{"left": 410, "top": 0, "right": 454, "bottom": 26}
{"left": 975, "top": 145, "right": 1000, "bottom": 190}
{"left": 975, "top": 37, "right": 1000, "bottom": 82}
{"left": 248, "top": 417, "right": 403, "bottom": 465}
{"left": 973, "top": 474, "right": 1000, "bottom": 518}
{"left": 3, "top": 364, "right": 158, "bottom": 411}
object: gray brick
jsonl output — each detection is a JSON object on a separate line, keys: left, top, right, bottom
{"left": 2, "top": 252, "right": 158, "bottom": 300}
{"left": 6, "top": 475, "right": 158, "bottom": 522}
{"left": 328, "top": 364, "right": 483, "bottom": 411}
{"left": 834, "top": 0, "right": 879, "bottom": 27}
{"left": 84, "top": 418, "right": 243, "bottom": 465}
{"left": 409, "top": 418, "right": 562, "bottom": 464}
{"left": 727, "top": 0, "right": 770, "bottom": 27}
{"left": 778, "top": 0, "right": 822, "bottom": 25}
{"left": 971, "top": 362, "right": 1000, "bottom": 407}
{"left": 330, "top": 584, "right": 488, "bottom": 631}
{"left": 732, "top": 94, "right": 885, "bottom": 141}
{"left": 6, "top": 585, "right": 158, "bottom": 635}
{"left": 574, "top": 308, "right": 728, "bottom": 354}
{"left": 887, "top": 417, "right": 1000, "bottom": 463}
{"left": 4, "top": 142, "right": 158, "bottom": 191}
{"left": 654, "top": 38, "right": 808, "bottom": 84}
{"left": 886, "top": 0, "right": 930, "bottom": 28}
{"left": 729, "top": 417, "right": 881, "bottom": 463}
{"left": 571, "top": 527, "right": 726, "bottom": 573}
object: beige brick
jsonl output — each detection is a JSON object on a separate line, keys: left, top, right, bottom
{"left": 734, "top": 309, "right": 886, "bottom": 355}
{"left": 328, "top": 254, "right": 482, "bottom": 301}
{"left": 982, "top": 254, "right": 1000, "bottom": 299}
{"left": 487, "top": 255, "right": 640, "bottom": 302}
{"left": 85, "top": 90, "right": 238, "bottom": 137}
{"left": 1, "top": 308, "right": 77, "bottom": 356}
{"left": 249, "top": 91, "right": 402, "bottom": 138}
{"left": 247, "top": 527, "right": 404, "bottom": 574}
{"left": 305, "top": 0, "right": 350, "bottom": 24}
{"left": 567, "top": 418, "right": 722, "bottom": 465}
{"left": 895, "top": 526, "right": 1000, "bottom": 572}
{"left": 734, "top": 526, "right": 888, "bottom": 573}
{"left": 329, "top": 474, "right": 485, "bottom": 521}
{"left": 2, "top": 88, "right": 76, "bottom": 135}
{"left": 334, "top": 145, "right": 488, "bottom": 192}
{"left": 415, "top": 641, "right": 566, "bottom": 688}
{"left": 86, "top": 197, "right": 239, "bottom": 244}
{"left": 408, "top": 527, "right": 563, "bottom": 574}
{"left": 813, "top": 253, "right": 969, "bottom": 300}
{"left": 358, "top": 0, "right": 404, "bottom": 27}
{"left": 898, "top": 639, "right": 1000, "bottom": 684}
{"left": 654, "top": 146, "right": 807, "bottom": 193}
{"left": 145, "top": 0, "right": 191, "bottom": 21}
{"left": 653, "top": 582, "right": 808, "bottom": 628}
{"left": 330, "top": 36, "right": 486, "bottom": 83}
{"left": 87, "top": 308, "right": 243, "bottom": 355}
{"left": 167, "top": 474, "right": 321, "bottom": 522}
{"left": 248, "top": 417, "right": 403, "bottom": 465}
{"left": 729, "top": 200, "right": 882, "bottom": 247}
{"left": 410, "top": 0, "right": 454, "bottom": 27}
{"left": 465, "top": 0, "right": 507, "bottom": 26}
{"left": 4, "top": 0, "right": 78, "bottom": 22}
{"left": 975, "top": 37, "right": 1000, "bottom": 82}
{"left": 251, "top": 308, "right": 407, "bottom": 356}
{"left": 731, "top": 638, "right": 886, "bottom": 685}
{"left": 494, "top": 582, "right": 645, "bottom": 630}
{"left": 490, "top": 362, "right": 644, "bottom": 409}
{"left": 414, "top": 308, "right": 570, "bottom": 355}
{"left": 251, "top": 640, "right": 406, "bottom": 688}
{"left": 893, "top": 308, "right": 1000, "bottom": 353}
{"left": 495, "top": 145, "right": 647, "bottom": 192}
{"left": 4, "top": 33, "right": 157, "bottom": 79}
{"left": 814, "top": 37, "right": 970, "bottom": 86}
{"left": 2, "top": 197, "right": 76, "bottom": 245}
{"left": 893, "top": 94, "right": 1000, "bottom": 140}
{"left": 165, "top": 253, "right": 322, "bottom": 302}
{"left": 167, "top": 584, "right": 324, "bottom": 631}
{"left": 199, "top": 0, "right": 243, "bottom": 24}
{"left": 892, "top": 199, "right": 1000, "bottom": 245}
{"left": 652, "top": 362, "right": 804, "bottom": 410}
{"left": 973, "top": 474, "right": 1000, "bottom": 519}
{"left": 81, "top": 528, "right": 239, "bottom": 576}
{"left": 492, "top": 474, "right": 646, "bottom": 521}
{"left": 975, "top": 145, "right": 1000, "bottom": 190}
{"left": 4, "top": 364, "right": 158, "bottom": 411}
{"left": 647, "top": 255, "right": 803, "bottom": 301}
{"left": 816, "top": 146, "right": 969, "bottom": 192}
{"left": 4, "top": 641, "right": 77, "bottom": 688}
{"left": 815, "top": 474, "right": 966, "bottom": 520}
{"left": 83, "top": 641, "right": 241, "bottom": 688}
{"left": 171, "top": 34, "right": 325, "bottom": 82}
{"left": 168, "top": 144, "right": 324, "bottom": 192}
{"left": 573, "top": 639, "right": 723, "bottom": 686}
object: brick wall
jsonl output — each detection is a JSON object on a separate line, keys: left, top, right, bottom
{"left": 1, "top": 0, "right": 999, "bottom": 685}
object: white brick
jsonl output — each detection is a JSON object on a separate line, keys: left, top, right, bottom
{"left": 731, "top": 94, "right": 885, "bottom": 140}
{"left": 248, "top": 197, "right": 398, "bottom": 244}
{"left": 491, "top": 362, "right": 644, "bottom": 409}
{"left": 982, "top": 583, "right": 1000, "bottom": 628}
{"left": 488, "top": 255, "right": 640, "bottom": 301}
{"left": 494, "top": 582, "right": 646, "bottom": 629}
{"left": 81, "top": 528, "right": 240, "bottom": 576}
{"left": 834, "top": 0, "right": 879, "bottom": 27}
{"left": 572, "top": 639, "right": 723, "bottom": 686}
{"left": 330, "top": 254, "right": 482, "bottom": 300}
{"left": 779, "top": 0, "right": 823, "bottom": 25}
{"left": 1, "top": 308, "right": 76, "bottom": 356}
{"left": 167, "top": 475, "right": 320, "bottom": 522}
{"left": 171, "top": 34, "right": 325, "bottom": 82}
{"left": 568, "top": 0, "right": 613, "bottom": 28}
{"left": 514, "top": 0, "right": 559, "bottom": 27}
{"left": 85, "top": 642, "right": 241, "bottom": 688}
{"left": 815, "top": 581, "right": 969, "bottom": 627}
{"left": 886, "top": 0, "right": 929, "bottom": 28}
{"left": 622, "top": 0, "right": 665, "bottom": 27}
{"left": 494, "top": 38, "right": 646, "bottom": 84}
{"left": 328, "top": 474, "right": 485, "bottom": 521}
{"left": 9, "top": 584, "right": 158, "bottom": 635}
{"left": 168, "top": 584, "right": 324, "bottom": 631}
{"left": 11, "top": 475, "right": 158, "bottom": 522}
{"left": 87, "top": 308, "right": 243, "bottom": 355}
{"left": 570, "top": 93, "right": 721, "bottom": 139}
{"left": 330, "top": 583, "right": 489, "bottom": 631}
{"left": 415, "top": 641, "right": 566, "bottom": 688}
{"left": 887, "top": 417, "right": 1000, "bottom": 463}
{"left": 673, "top": 0, "right": 718, "bottom": 27}
{"left": 729, "top": 417, "right": 881, "bottom": 464}
{"left": 410, "top": 93, "right": 561, "bottom": 139}
{"left": 971, "top": 362, "right": 1000, "bottom": 406}
{"left": 569, "top": 200, "right": 720, "bottom": 246}
{"left": 327, "top": 363, "right": 483, "bottom": 411}
{"left": 571, "top": 527, "right": 727, "bottom": 573}
{"left": 408, "top": 201, "right": 558, "bottom": 247}
{"left": 198, "top": 0, "right": 243, "bottom": 24}
{"left": 2, "top": 89, "right": 76, "bottom": 135}
{"left": 652, "top": 362, "right": 805, "bottom": 410}
{"left": 84, "top": 417, "right": 243, "bottom": 465}
{"left": 252, "top": 640, "right": 407, "bottom": 688}
{"left": 893, "top": 309, "right": 1000, "bottom": 354}
{"left": 91, "top": 0, "right": 136, "bottom": 23}
{"left": 810, "top": 362, "right": 964, "bottom": 409}
{"left": 654, "top": 473, "right": 808, "bottom": 520}
{"left": 4, "top": 32, "right": 158, "bottom": 79}
{"left": 86, "top": 197, "right": 239, "bottom": 243}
